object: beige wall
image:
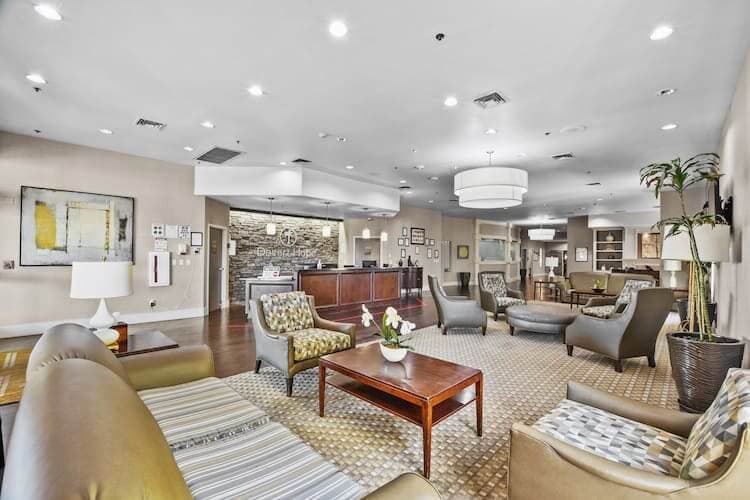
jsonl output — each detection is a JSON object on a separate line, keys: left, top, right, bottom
{"left": 204, "top": 197, "right": 230, "bottom": 308}
{"left": 716, "top": 48, "right": 750, "bottom": 365}
{"left": 442, "top": 216, "right": 475, "bottom": 284}
{"left": 0, "top": 132, "right": 207, "bottom": 335}
{"left": 566, "top": 216, "right": 593, "bottom": 274}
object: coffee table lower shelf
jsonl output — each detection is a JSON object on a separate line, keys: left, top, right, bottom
{"left": 326, "top": 373, "right": 476, "bottom": 427}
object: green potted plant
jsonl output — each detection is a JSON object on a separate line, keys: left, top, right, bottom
{"left": 592, "top": 279, "right": 605, "bottom": 294}
{"left": 640, "top": 153, "right": 744, "bottom": 412}
{"left": 361, "top": 305, "right": 415, "bottom": 362}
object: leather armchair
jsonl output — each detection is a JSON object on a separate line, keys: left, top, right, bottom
{"left": 566, "top": 287, "right": 674, "bottom": 372}
{"left": 364, "top": 472, "right": 442, "bottom": 499}
{"left": 428, "top": 275, "right": 487, "bottom": 335}
{"left": 508, "top": 382, "right": 749, "bottom": 500}
{"left": 478, "top": 271, "right": 524, "bottom": 320}
{"left": 250, "top": 295, "right": 356, "bottom": 396}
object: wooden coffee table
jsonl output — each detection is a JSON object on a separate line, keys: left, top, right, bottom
{"left": 113, "top": 330, "right": 178, "bottom": 357}
{"left": 319, "top": 343, "right": 483, "bottom": 478}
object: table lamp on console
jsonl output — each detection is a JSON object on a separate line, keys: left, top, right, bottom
{"left": 70, "top": 261, "right": 133, "bottom": 345}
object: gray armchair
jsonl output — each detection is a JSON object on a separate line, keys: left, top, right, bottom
{"left": 566, "top": 287, "right": 674, "bottom": 372}
{"left": 250, "top": 292, "right": 356, "bottom": 396}
{"left": 428, "top": 275, "right": 487, "bottom": 335}
{"left": 580, "top": 277, "right": 656, "bottom": 318}
{"left": 478, "top": 271, "right": 524, "bottom": 320}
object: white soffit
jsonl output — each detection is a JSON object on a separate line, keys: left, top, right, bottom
{"left": 588, "top": 210, "right": 660, "bottom": 228}
{"left": 194, "top": 165, "right": 400, "bottom": 215}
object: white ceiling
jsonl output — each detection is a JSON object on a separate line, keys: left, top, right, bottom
{"left": 1, "top": 0, "right": 748, "bottom": 224}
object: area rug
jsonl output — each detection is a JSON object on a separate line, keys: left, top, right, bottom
{"left": 225, "top": 313, "right": 681, "bottom": 499}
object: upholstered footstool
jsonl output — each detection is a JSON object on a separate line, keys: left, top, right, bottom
{"left": 505, "top": 304, "right": 578, "bottom": 343}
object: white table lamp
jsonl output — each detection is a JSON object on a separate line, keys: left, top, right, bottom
{"left": 545, "top": 256, "right": 559, "bottom": 280}
{"left": 662, "top": 259, "right": 683, "bottom": 288}
{"left": 70, "top": 261, "right": 133, "bottom": 344}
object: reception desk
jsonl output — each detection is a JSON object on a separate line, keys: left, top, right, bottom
{"left": 298, "top": 267, "right": 422, "bottom": 308}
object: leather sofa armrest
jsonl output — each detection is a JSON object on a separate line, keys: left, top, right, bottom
{"left": 364, "top": 472, "right": 442, "bottom": 499}
{"left": 583, "top": 296, "right": 617, "bottom": 308}
{"left": 507, "top": 288, "right": 524, "bottom": 300}
{"left": 566, "top": 382, "right": 700, "bottom": 438}
{"left": 509, "top": 423, "right": 691, "bottom": 496}
{"left": 120, "top": 345, "right": 216, "bottom": 391}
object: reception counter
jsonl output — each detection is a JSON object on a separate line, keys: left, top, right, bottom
{"left": 297, "top": 267, "right": 422, "bottom": 308}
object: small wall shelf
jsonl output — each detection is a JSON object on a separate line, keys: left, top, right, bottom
{"left": 593, "top": 228, "right": 624, "bottom": 271}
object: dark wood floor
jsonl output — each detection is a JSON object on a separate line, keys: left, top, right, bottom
{"left": 1, "top": 280, "right": 551, "bottom": 378}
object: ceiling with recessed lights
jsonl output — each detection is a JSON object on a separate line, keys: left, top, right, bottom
{"left": 1, "top": 0, "right": 749, "bottom": 224}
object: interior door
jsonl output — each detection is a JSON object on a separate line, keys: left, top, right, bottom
{"left": 208, "top": 227, "right": 224, "bottom": 312}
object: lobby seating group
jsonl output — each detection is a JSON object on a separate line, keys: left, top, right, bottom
{"left": 556, "top": 271, "right": 656, "bottom": 304}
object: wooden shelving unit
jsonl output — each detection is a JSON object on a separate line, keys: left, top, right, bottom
{"left": 593, "top": 228, "right": 624, "bottom": 271}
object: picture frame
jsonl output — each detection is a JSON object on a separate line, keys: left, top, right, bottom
{"left": 400, "top": 248, "right": 406, "bottom": 258}
{"left": 410, "top": 227, "right": 426, "bottom": 245}
{"left": 20, "top": 186, "right": 135, "bottom": 266}
{"left": 434, "top": 249, "right": 439, "bottom": 259}
{"left": 415, "top": 246, "right": 420, "bottom": 255}
{"left": 457, "top": 245, "right": 470, "bottom": 259}
{"left": 429, "top": 239, "right": 435, "bottom": 246}
{"left": 401, "top": 227, "right": 408, "bottom": 237}
{"left": 574, "top": 247, "right": 588, "bottom": 262}
{"left": 190, "top": 231, "right": 204, "bottom": 247}
{"left": 427, "top": 248, "right": 432, "bottom": 259}
{"left": 397, "top": 238, "right": 404, "bottom": 246}
{"left": 638, "top": 232, "right": 662, "bottom": 259}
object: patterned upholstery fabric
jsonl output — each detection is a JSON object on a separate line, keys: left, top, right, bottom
{"left": 260, "top": 291, "right": 314, "bottom": 334}
{"left": 534, "top": 399, "right": 687, "bottom": 476}
{"left": 581, "top": 305, "right": 616, "bottom": 319}
{"left": 680, "top": 368, "right": 750, "bottom": 480}
{"left": 615, "top": 279, "right": 653, "bottom": 306}
{"left": 482, "top": 273, "right": 508, "bottom": 298}
{"left": 285, "top": 328, "right": 351, "bottom": 362}
{"left": 495, "top": 296, "right": 524, "bottom": 307}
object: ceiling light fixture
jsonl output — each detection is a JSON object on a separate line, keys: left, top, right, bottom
{"left": 661, "top": 123, "right": 678, "bottom": 131}
{"left": 405, "top": 191, "right": 414, "bottom": 195}
{"left": 200, "top": 121, "right": 215, "bottom": 129}
{"left": 415, "top": 165, "right": 425, "bottom": 170}
{"left": 528, "top": 227, "right": 555, "bottom": 241}
{"left": 517, "top": 152, "right": 527, "bottom": 158}
{"left": 248, "top": 85, "right": 263, "bottom": 96}
{"left": 484, "top": 128, "right": 497, "bottom": 135}
{"left": 657, "top": 88, "right": 676, "bottom": 96}
{"left": 184, "top": 146, "right": 194, "bottom": 152}
{"left": 322, "top": 201, "right": 332, "bottom": 238}
{"left": 380, "top": 229, "right": 388, "bottom": 242}
{"left": 399, "top": 179, "right": 407, "bottom": 184}
{"left": 34, "top": 4, "right": 62, "bottom": 20}
{"left": 345, "top": 165, "right": 354, "bottom": 170}
{"left": 279, "top": 161, "right": 287, "bottom": 165}
{"left": 428, "top": 200, "right": 434, "bottom": 204}
{"left": 98, "top": 128, "right": 113, "bottom": 135}
{"left": 329, "top": 20, "right": 348, "bottom": 38}
{"left": 428, "top": 176, "right": 439, "bottom": 181}
{"left": 453, "top": 150, "right": 528, "bottom": 208}
{"left": 444, "top": 96, "right": 458, "bottom": 107}
{"left": 650, "top": 25, "right": 674, "bottom": 41}
{"left": 25, "top": 73, "right": 46, "bottom": 84}
{"left": 266, "top": 197, "right": 276, "bottom": 235}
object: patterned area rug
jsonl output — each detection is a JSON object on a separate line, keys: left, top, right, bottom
{"left": 225, "top": 311, "right": 680, "bottom": 499}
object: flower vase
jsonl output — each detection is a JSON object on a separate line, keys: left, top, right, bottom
{"left": 379, "top": 343, "right": 408, "bottom": 362}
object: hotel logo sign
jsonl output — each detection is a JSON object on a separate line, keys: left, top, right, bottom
{"left": 279, "top": 228, "right": 297, "bottom": 247}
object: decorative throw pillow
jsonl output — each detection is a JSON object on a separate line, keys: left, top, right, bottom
{"left": 680, "top": 368, "right": 750, "bottom": 480}
{"left": 482, "top": 274, "right": 507, "bottom": 298}
{"left": 616, "top": 279, "right": 653, "bottom": 306}
{"left": 260, "top": 291, "right": 314, "bottom": 334}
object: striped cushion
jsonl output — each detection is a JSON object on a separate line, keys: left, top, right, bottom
{"left": 174, "top": 421, "right": 365, "bottom": 500}
{"left": 534, "top": 399, "right": 687, "bottom": 476}
{"left": 139, "top": 377, "right": 269, "bottom": 451}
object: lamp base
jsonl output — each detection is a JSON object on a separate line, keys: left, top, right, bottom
{"left": 548, "top": 269, "right": 555, "bottom": 280}
{"left": 89, "top": 298, "right": 116, "bottom": 329}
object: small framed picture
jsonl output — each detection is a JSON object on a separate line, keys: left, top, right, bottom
{"left": 190, "top": 232, "right": 204, "bottom": 247}
{"left": 427, "top": 248, "right": 433, "bottom": 259}
{"left": 415, "top": 246, "right": 420, "bottom": 255}
{"left": 429, "top": 239, "right": 435, "bottom": 246}
{"left": 400, "top": 248, "right": 407, "bottom": 258}
{"left": 457, "top": 245, "right": 469, "bottom": 259}
{"left": 434, "top": 250, "right": 439, "bottom": 259}
{"left": 410, "top": 227, "right": 426, "bottom": 245}
{"left": 397, "top": 238, "right": 404, "bottom": 246}
{"left": 401, "top": 227, "right": 408, "bottom": 237}
{"left": 405, "top": 238, "right": 410, "bottom": 246}
{"left": 575, "top": 247, "right": 588, "bottom": 262}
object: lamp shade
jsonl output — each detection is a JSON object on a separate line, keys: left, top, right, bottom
{"left": 380, "top": 231, "right": 388, "bottom": 242}
{"left": 454, "top": 167, "right": 528, "bottom": 208}
{"left": 70, "top": 261, "right": 133, "bottom": 299}
{"left": 661, "top": 224, "right": 730, "bottom": 263}
{"left": 545, "top": 256, "right": 559, "bottom": 267}
{"left": 661, "top": 259, "right": 683, "bottom": 272}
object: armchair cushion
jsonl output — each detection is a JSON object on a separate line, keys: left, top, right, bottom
{"left": 260, "top": 291, "right": 314, "bottom": 334}
{"left": 286, "top": 328, "right": 352, "bottom": 362}
{"left": 534, "top": 399, "right": 687, "bottom": 477}
{"left": 495, "top": 296, "right": 524, "bottom": 308}
{"left": 615, "top": 279, "right": 654, "bottom": 306}
{"left": 681, "top": 368, "right": 750, "bottom": 480}
{"left": 581, "top": 305, "right": 616, "bottom": 319}
{"left": 481, "top": 272, "right": 508, "bottom": 297}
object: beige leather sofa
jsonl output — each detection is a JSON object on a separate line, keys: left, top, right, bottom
{"left": 1, "top": 324, "right": 439, "bottom": 499}
{"left": 556, "top": 271, "right": 656, "bottom": 303}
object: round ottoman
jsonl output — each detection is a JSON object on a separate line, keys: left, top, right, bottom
{"left": 505, "top": 304, "right": 578, "bottom": 343}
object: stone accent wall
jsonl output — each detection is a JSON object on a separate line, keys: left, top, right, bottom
{"left": 229, "top": 211, "right": 339, "bottom": 303}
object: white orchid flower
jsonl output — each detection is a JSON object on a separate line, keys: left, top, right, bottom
{"left": 361, "top": 312, "right": 371, "bottom": 327}
{"left": 362, "top": 304, "right": 369, "bottom": 313}
{"left": 399, "top": 321, "right": 416, "bottom": 336}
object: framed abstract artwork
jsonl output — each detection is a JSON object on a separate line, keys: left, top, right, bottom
{"left": 20, "top": 186, "right": 135, "bottom": 266}
{"left": 457, "top": 245, "right": 470, "bottom": 259}
{"left": 410, "top": 227, "right": 426, "bottom": 245}
{"left": 575, "top": 247, "right": 588, "bottom": 262}
{"left": 638, "top": 232, "right": 661, "bottom": 259}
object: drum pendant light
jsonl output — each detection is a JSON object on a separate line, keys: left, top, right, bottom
{"left": 454, "top": 151, "right": 528, "bottom": 208}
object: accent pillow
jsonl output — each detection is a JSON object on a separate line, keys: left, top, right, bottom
{"left": 616, "top": 279, "right": 653, "bottom": 306}
{"left": 680, "top": 368, "right": 750, "bottom": 480}
{"left": 260, "top": 291, "right": 314, "bottom": 334}
{"left": 482, "top": 274, "right": 507, "bottom": 298}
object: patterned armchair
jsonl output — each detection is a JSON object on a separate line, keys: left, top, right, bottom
{"left": 478, "top": 271, "right": 524, "bottom": 320}
{"left": 250, "top": 291, "right": 355, "bottom": 396}
{"left": 581, "top": 278, "right": 655, "bottom": 319}
{"left": 509, "top": 369, "right": 750, "bottom": 499}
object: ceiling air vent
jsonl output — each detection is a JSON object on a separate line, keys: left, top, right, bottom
{"left": 291, "top": 158, "right": 311, "bottom": 163}
{"left": 195, "top": 147, "right": 243, "bottom": 164}
{"left": 552, "top": 152, "right": 575, "bottom": 160}
{"left": 473, "top": 91, "right": 507, "bottom": 110}
{"left": 135, "top": 118, "right": 167, "bottom": 130}
{"left": 586, "top": 182, "right": 601, "bottom": 186}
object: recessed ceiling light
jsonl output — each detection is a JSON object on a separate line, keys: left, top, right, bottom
{"left": 329, "top": 20, "right": 348, "bottom": 38}
{"left": 414, "top": 165, "right": 425, "bottom": 170}
{"left": 336, "top": 136, "right": 346, "bottom": 142}
{"left": 428, "top": 176, "right": 439, "bottom": 181}
{"left": 661, "top": 123, "right": 678, "bottom": 131}
{"left": 428, "top": 200, "right": 434, "bottom": 204}
{"left": 34, "top": 4, "right": 62, "bottom": 20}
{"left": 399, "top": 179, "right": 407, "bottom": 184}
{"left": 657, "top": 88, "right": 676, "bottom": 96}
{"left": 200, "top": 121, "right": 215, "bottom": 129}
{"left": 184, "top": 146, "right": 194, "bottom": 152}
{"left": 411, "top": 148, "right": 418, "bottom": 153}
{"left": 484, "top": 128, "right": 497, "bottom": 135}
{"left": 453, "top": 166, "right": 459, "bottom": 170}
{"left": 345, "top": 165, "right": 354, "bottom": 170}
{"left": 25, "top": 73, "right": 46, "bottom": 84}
{"left": 596, "top": 198, "right": 604, "bottom": 201}
{"left": 444, "top": 96, "right": 458, "bottom": 107}
{"left": 517, "top": 152, "right": 527, "bottom": 158}
{"left": 650, "top": 25, "right": 674, "bottom": 41}
{"left": 248, "top": 85, "right": 263, "bottom": 96}
{"left": 98, "top": 128, "right": 113, "bottom": 135}
{"left": 405, "top": 191, "right": 414, "bottom": 195}
{"left": 279, "top": 161, "right": 287, "bottom": 166}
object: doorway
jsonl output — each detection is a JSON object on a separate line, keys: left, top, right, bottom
{"left": 208, "top": 225, "right": 228, "bottom": 312}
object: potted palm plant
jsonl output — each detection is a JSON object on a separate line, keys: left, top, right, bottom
{"left": 640, "top": 153, "right": 744, "bottom": 412}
